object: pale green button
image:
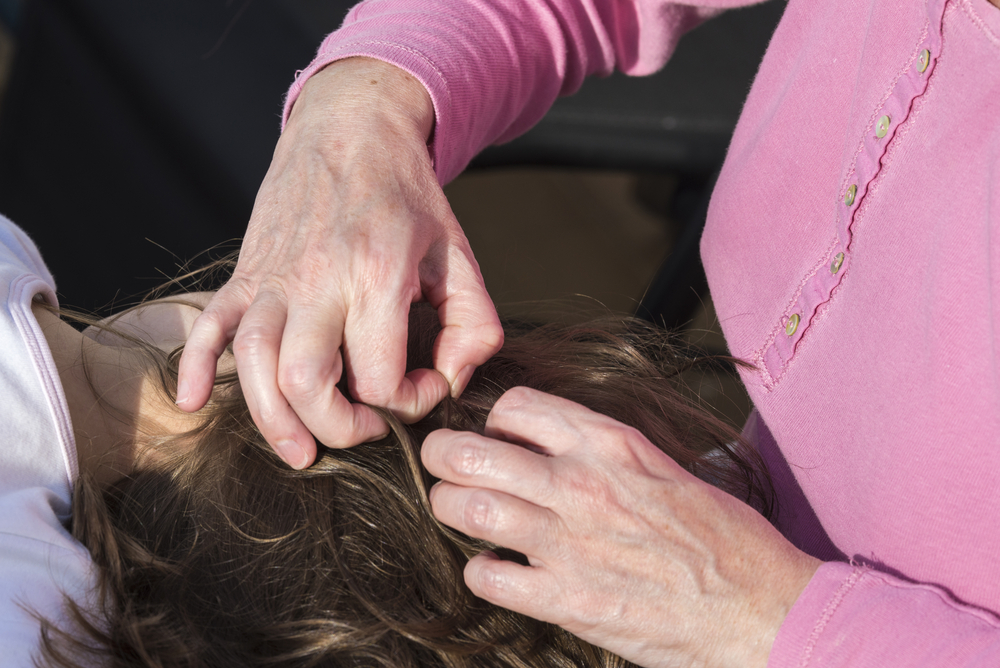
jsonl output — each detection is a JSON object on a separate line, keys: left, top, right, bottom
{"left": 844, "top": 184, "right": 857, "bottom": 206}
{"left": 876, "top": 115, "right": 891, "bottom": 139}
{"left": 918, "top": 49, "right": 931, "bottom": 73}
{"left": 785, "top": 313, "right": 800, "bottom": 336}
{"left": 831, "top": 252, "right": 845, "bottom": 274}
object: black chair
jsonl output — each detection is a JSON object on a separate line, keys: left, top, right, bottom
{"left": 0, "top": 0, "right": 782, "bottom": 319}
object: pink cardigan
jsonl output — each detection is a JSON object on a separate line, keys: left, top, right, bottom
{"left": 285, "top": 0, "right": 1000, "bottom": 663}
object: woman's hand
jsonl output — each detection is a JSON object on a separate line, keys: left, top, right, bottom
{"left": 176, "top": 58, "right": 503, "bottom": 469}
{"left": 422, "top": 387, "right": 820, "bottom": 668}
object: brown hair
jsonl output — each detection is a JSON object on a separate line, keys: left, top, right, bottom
{"left": 38, "top": 304, "right": 771, "bottom": 668}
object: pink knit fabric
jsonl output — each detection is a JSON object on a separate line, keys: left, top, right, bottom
{"left": 286, "top": 0, "right": 1000, "bottom": 663}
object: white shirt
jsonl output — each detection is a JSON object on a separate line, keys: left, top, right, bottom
{"left": 0, "top": 215, "right": 94, "bottom": 665}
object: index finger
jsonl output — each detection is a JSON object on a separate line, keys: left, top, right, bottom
{"left": 482, "top": 387, "right": 609, "bottom": 457}
{"left": 485, "top": 387, "right": 690, "bottom": 481}
{"left": 177, "top": 284, "right": 251, "bottom": 412}
{"left": 421, "top": 428, "right": 558, "bottom": 507}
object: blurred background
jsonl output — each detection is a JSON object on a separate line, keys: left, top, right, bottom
{"left": 0, "top": 0, "right": 785, "bottom": 428}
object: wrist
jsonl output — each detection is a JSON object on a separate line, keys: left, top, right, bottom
{"left": 288, "top": 57, "right": 435, "bottom": 146}
{"left": 743, "top": 551, "right": 821, "bottom": 668}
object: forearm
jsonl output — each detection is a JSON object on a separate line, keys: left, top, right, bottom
{"left": 284, "top": 0, "right": 726, "bottom": 184}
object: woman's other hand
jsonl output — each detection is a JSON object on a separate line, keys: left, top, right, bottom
{"left": 177, "top": 58, "right": 503, "bottom": 469}
{"left": 422, "top": 387, "right": 820, "bottom": 668}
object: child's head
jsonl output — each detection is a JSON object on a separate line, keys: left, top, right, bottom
{"left": 40, "top": 303, "right": 770, "bottom": 668}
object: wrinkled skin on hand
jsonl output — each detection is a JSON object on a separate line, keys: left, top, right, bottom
{"left": 422, "top": 387, "right": 820, "bottom": 668}
{"left": 177, "top": 58, "right": 503, "bottom": 469}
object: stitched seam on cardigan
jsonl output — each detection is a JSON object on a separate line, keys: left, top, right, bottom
{"left": 325, "top": 39, "right": 451, "bottom": 117}
{"left": 283, "top": 41, "right": 453, "bottom": 141}
{"left": 839, "top": 18, "right": 930, "bottom": 199}
{"left": 802, "top": 238, "right": 845, "bottom": 329}
{"left": 798, "top": 566, "right": 865, "bottom": 668}
{"left": 868, "top": 572, "right": 1000, "bottom": 627}
{"left": 757, "top": 3, "right": 941, "bottom": 390}
{"left": 851, "top": 7, "right": 943, "bottom": 243}
{"left": 819, "top": 27, "right": 938, "bottom": 328}
{"left": 843, "top": 15, "right": 933, "bottom": 237}
{"left": 851, "top": 0, "right": 937, "bottom": 173}
{"left": 957, "top": 0, "right": 1000, "bottom": 47}
{"left": 324, "top": 40, "right": 452, "bottom": 103}
{"left": 756, "top": 236, "right": 840, "bottom": 391}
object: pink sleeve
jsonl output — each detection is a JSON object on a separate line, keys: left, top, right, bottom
{"left": 769, "top": 562, "right": 1000, "bottom": 667}
{"left": 281, "top": 0, "right": 757, "bottom": 184}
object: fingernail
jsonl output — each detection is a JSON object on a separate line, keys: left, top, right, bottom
{"left": 450, "top": 365, "right": 477, "bottom": 399}
{"left": 275, "top": 439, "right": 309, "bottom": 470}
{"left": 175, "top": 380, "right": 189, "bottom": 407}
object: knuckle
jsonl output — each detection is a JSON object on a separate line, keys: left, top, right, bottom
{"left": 462, "top": 490, "right": 498, "bottom": 532}
{"left": 610, "top": 423, "right": 661, "bottom": 466}
{"left": 277, "top": 360, "right": 328, "bottom": 403}
{"left": 529, "top": 465, "right": 560, "bottom": 507}
{"left": 563, "top": 589, "right": 611, "bottom": 629}
{"left": 349, "top": 376, "right": 394, "bottom": 406}
{"left": 190, "top": 304, "right": 223, "bottom": 330}
{"left": 253, "top": 404, "right": 283, "bottom": 430}
{"left": 231, "top": 325, "right": 267, "bottom": 360}
{"left": 357, "top": 254, "right": 417, "bottom": 295}
{"left": 446, "top": 436, "right": 490, "bottom": 478}
{"left": 219, "top": 274, "right": 259, "bottom": 301}
{"left": 188, "top": 307, "right": 234, "bottom": 344}
{"left": 476, "top": 320, "right": 505, "bottom": 358}
{"left": 609, "top": 423, "right": 645, "bottom": 452}
{"left": 493, "top": 386, "right": 534, "bottom": 414}
{"left": 471, "top": 563, "right": 509, "bottom": 600}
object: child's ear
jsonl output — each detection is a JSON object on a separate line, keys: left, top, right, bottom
{"left": 84, "top": 292, "right": 217, "bottom": 352}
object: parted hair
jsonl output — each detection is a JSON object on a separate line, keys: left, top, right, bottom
{"left": 38, "top": 303, "right": 771, "bottom": 668}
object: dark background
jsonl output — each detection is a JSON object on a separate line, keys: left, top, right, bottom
{"left": 0, "top": 0, "right": 784, "bottom": 426}
{"left": 0, "top": 0, "right": 782, "bottom": 314}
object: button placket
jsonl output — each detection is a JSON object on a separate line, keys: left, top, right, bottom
{"left": 760, "top": 0, "right": 947, "bottom": 385}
